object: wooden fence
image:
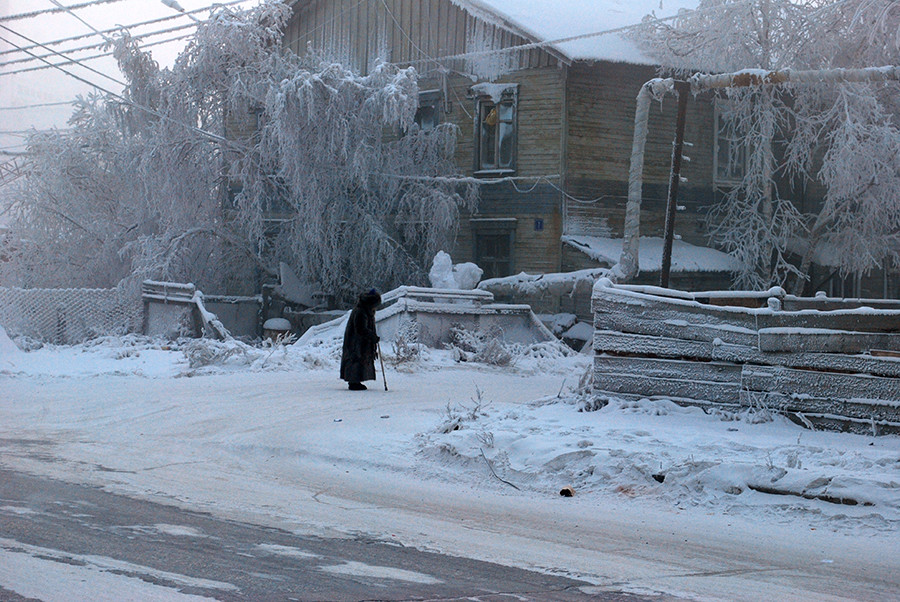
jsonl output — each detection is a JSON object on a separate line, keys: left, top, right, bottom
{"left": 592, "top": 279, "right": 900, "bottom": 435}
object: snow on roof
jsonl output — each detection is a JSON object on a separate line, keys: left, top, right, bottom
{"left": 451, "top": 0, "right": 699, "bottom": 65}
{"left": 563, "top": 235, "right": 740, "bottom": 273}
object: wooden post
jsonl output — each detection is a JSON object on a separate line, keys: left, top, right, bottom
{"left": 660, "top": 80, "right": 691, "bottom": 289}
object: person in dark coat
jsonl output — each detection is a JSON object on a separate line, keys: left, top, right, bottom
{"left": 340, "top": 289, "right": 381, "bottom": 390}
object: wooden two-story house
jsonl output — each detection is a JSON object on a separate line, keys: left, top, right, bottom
{"left": 281, "top": 0, "right": 749, "bottom": 291}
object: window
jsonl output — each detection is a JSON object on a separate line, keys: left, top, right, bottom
{"left": 414, "top": 90, "right": 442, "bottom": 132}
{"left": 713, "top": 100, "right": 747, "bottom": 185}
{"left": 472, "top": 84, "right": 518, "bottom": 173}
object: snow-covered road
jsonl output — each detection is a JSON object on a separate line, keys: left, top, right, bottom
{"left": 1, "top": 336, "right": 898, "bottom": 600}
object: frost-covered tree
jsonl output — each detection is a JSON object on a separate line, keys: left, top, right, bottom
{"left": 2, "top": 1, "right": 471, "bottom": 301}
{"left": 634, "top": 0, "right": 900, "bottom": 293}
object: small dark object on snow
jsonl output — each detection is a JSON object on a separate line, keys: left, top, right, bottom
{"left": 341, "top": 289, "right": 381, "bottom": 390}
{"left": 559, "top": 486, "right": 575, "bottom": 497}
{"left": 652, "top": 473, "right": 666, "bottom": 483}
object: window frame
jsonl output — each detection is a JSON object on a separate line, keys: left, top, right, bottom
{"left": 472, "top": 85, "right": 518, "bottom": 176}
{"left": 414, "top": 89, "right": 443, "bottom": 132}
{"left": 713, "top": 99, "right": 747, "bottom": 187}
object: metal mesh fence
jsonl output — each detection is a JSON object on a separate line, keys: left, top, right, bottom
{"left": 0, "top": 286, "right": 142, "bottom": 344}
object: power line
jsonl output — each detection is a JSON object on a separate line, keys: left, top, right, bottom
{"left": 0, "top": 0, "right": 247, "bottom": 59}
{"left": 48, "top": 0, "right": 113, "bottom": 43}
{"left": 0, "top": 101, "right": 75, "bottom": 110}
{"left": 0, "top": 32, "right": 193, "bottom": 79}
{"left": 0, "top": 19, "right": 198, "bottom": 70}
{"left": 0, "top": 31, "right": 232, "bottom": 147}
{"left": 0, "top": 0, "right": 129, "bottom": 23}
{"left": 0, "top": 25, "right": 125, "bottom": 86}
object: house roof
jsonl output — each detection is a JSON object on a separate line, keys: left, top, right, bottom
{"left": 562, "top": 235, "right": 740, "bottom": 273}
{"left": 450, "top": 0, "right": 699, "bottom": 65}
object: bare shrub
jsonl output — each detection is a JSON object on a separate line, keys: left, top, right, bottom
{"left": 391, "top": 319, "right": 422, "bottom": 365}
{"left": 446, "top": 323, "right": 514, "bottom": 366}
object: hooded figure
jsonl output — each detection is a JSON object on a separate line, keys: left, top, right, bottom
{"left": 340, "top": 289, "right": 381, "bottom": 390}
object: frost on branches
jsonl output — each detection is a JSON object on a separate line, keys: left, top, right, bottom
{"left": 1, "top": 1, "right": 474, "bottom": 302}
{"left": 633, "top": 0, "right": 900, "bottom": 293}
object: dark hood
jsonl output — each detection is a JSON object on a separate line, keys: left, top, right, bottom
{"left": 357, "top": 290, "right": 381, "bottom": 309}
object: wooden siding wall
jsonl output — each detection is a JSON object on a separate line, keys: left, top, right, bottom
{"left": 564, "top": 62, "right": 718, "bottom": 249}
{"left": 285, "top": 0, "right": 557, "bottom": 75}
{"left": 285, "top": 0, "right": 567, "bottom": 276}
{"left": 443, "top": 66, "right": 565, "bottom": 274}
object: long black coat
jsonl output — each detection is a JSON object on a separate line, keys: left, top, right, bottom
{"left": 340, "top": 291, "right": 381, "bottom": 383}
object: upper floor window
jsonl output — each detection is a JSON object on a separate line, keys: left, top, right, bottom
{"left": 414, "top": 89, "right": 442, "bottom": 132}
{"left": 471, "top": 83, "right": 518, "bottom": 174}
{"left": 713, "top": 99, "right": 747, "bottom": 186}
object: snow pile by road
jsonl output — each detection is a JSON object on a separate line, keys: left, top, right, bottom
{"left": 421, "top": 393, "right": 900, "bottom": 533}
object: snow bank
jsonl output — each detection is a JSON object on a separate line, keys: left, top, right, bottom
{"left": 421, "top": 394, "right": 900, "bottom": 531}
{"left": 0, "top": 324, "right": 22, "bottom": 370}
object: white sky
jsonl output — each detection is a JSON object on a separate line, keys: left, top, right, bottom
{"left": 0, "top": 0, "right": 257, "bottom": 155}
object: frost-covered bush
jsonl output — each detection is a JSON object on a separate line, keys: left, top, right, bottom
{"left": 633, "top": 0, "right": 900, "bottom": 292}
{"left": 446, "top": 324, "right": 514, "bottom": 366}
{"left": 391, "top": 319, "right": 423, "bottom": 365}
{"left": 3, "top": 1, "right": 474, "bottom": 300}
{"left": 183, "top": 338, "right": 253, "bottom": 369}
{"left": 437, "top": 387, "right": 492, "bottom": 434}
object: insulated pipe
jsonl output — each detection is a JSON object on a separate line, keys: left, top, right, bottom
{"left": 613, "top": 78, "right": 674, "bottom": 283}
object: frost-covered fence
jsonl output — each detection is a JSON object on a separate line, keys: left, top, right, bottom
{"left": 592, "top": 279, "right": 900, "bottom": 435}
{"left": 0, "top": 286, "right": 141, "bottom": 344}
{"left": 141, "top": 280, "right": 230, "bottom": 341}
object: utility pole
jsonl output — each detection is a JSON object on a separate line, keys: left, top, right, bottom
{"left": 660, "top": 80, "right": 690, "bottom": 288}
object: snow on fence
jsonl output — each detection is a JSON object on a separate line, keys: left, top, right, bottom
{"left": 0, "top": 286, "right": 141, "bottom": 344}
{"left": 298, "top": 285, "right": 555, "bottom": 348}
{"left": 141, "top": 280, "right": 230, "bottom": 340}
{"left": 592, "top": 278, "right": 900, "bottom": 435}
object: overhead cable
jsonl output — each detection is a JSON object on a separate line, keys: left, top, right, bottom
{"left": 0, "top": 33, "right": 232, "bottom": 146}
{"left": 0, "top": 20, "right": 197, "bottom": 70}
{"left": 0, "top": 24, "right": 125, "bottom": 86}
{"left": 0, "top": 0, "right": 247, "bottom": 59}
{"left": 0, "top": 101, "right": 75, "bottom": 111}
{"left": 0, "top": 32, "right": 192, "bottom": 78}
{"left": 0, "top": 0, "right": 129, "bottom": 23}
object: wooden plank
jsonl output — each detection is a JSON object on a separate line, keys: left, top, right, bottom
{"left": 596, "top": 355, "right": 743, "bottom": 383}
{"left": 758, "top": 328, "right": 900, "bottom": 354}
{"left": 593, "top": 329, "right": 715, "bottom": 360}
{"left": 742, "top": 390, "right": 900, "bottom": 425}
{"left": 741, "top": 364, "right": 900, "bottom": 403}
{"left": 427, "top": 0, "right": 438, "bottom": 60}
{"left": 594, "top": 288, "right": 760, "bottom": 331}
{"left": 782, "top": 297, "right": 900, "bottom": 312}
{"left": 757, "top": 310, "right": 900, "bottom": 333}
{"left": 593, "top": 372, "right": 742, "bottom": 405}
{"left": 352, "top": 0, "right": 363, "bottom": 73}
{"left": 594, "top": 356, "right": 742, "bottom": 403}
{"left": 596, "top": 303, "right": 758, "bottom": 346}
{"left": 786, "top": 414, "right": 900, "bottom": 436}
{"left": 711, "top": 341, "right": 900, "bottom": 379}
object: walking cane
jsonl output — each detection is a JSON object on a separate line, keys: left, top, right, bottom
{"left": 378, "top": 340, "right": 388, "bottom": 391}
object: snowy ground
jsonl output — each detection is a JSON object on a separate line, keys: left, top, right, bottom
{"left": 1, "top": 331, "right": 899, "bottom": 601}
